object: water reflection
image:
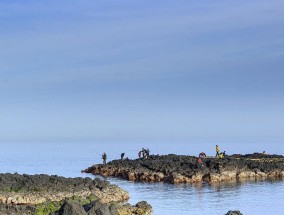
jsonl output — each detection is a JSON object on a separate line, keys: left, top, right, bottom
{"left": 108, "top": 177, "right": 284, "bottom": 215}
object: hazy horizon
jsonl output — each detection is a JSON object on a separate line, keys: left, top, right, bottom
{"left": 1, "top": 0, "right": 284, "bottom": 143}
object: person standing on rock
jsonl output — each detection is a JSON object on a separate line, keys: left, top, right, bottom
{"left": 102, "top": 153, "right": 107, "bottom": 165}
{"left": 199, "top": 152, "right": 206, "bottom": 158}
{"left": 142, "top": 148, "right": 146, "bottom": 158}
{"left": 216, "top": 145, "right": 220, "bottom": 157}
{"left": 121, "top": 152, "right": 125, "bottom": 160}
{"left": 146, "top": 148, "right": 150, "bottom": 157}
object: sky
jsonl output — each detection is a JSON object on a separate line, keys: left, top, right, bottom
{"left": 0, "top": 0, "right": 284, "bottom": 144}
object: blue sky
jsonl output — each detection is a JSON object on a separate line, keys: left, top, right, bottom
{"left": 0, "top": 0, "right": 284, "bottom": 143}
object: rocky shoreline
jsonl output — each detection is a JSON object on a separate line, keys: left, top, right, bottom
{"left": 0, "top": 173, "right": 152, "bottom": 215}
{"left": 2, "top": 153, "right": 281, "bottom": 214}
{"left": 83, "top": 153, "right": 284, "bottom": 184}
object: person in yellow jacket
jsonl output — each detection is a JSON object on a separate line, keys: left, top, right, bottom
{"left": 216, "top": 145, "right": 220, "bottom": 157}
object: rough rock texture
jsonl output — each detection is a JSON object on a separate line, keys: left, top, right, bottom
{"left": 0, "top": 204, "right": 36, "bottom": 215}
{"left": 0, "top": 199, "right": 153, "bottom": 215}
{"left": 225, "top": 210, "right": 243, "bottom": 215}
{"left": 117, "top": 201, "right": 152, "bottom": 215}
{"left": 57, "top": 200, "right": 87, "bottom": 215}
{"left": 0, "top": 173, "right": 152, "bottom": 215}
{"left": 83, "top": 154, "right": 284, "bottom": 184}
{"left": 0, "top": 173, "right": 128, "bottom": 205}
{"left": 53, "top": 200, "right": 152, "bottom": 215}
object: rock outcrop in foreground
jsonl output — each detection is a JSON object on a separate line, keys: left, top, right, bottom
{"left": 83, "top": 153, "right": 284, "bottom": 183}
{"left": 0, "top": 173, "right": 152, "bottom": 215}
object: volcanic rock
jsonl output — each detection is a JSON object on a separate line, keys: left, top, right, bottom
{"left": 0, "top": 173, "right": 152, "bottom": 215}
{"left": 83, "top": 154, "right": 284, "bottom": 184}
{"left": 225, "top": 210, "right": 243, "bottom": 215}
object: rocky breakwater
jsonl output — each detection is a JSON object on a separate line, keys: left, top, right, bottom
{"left": 0, "top": 173, "right": 152, "bottom": 215}
{"left": 83, "top": 153, "right": 284, "bottom": 184}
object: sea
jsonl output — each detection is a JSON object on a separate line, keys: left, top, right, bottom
{"left": 0, "top": 142, "right": 283, "bottom": 215}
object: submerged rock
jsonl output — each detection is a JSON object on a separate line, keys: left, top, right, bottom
{"left": 83, "top": 154, "right": 284, "bottom": 184}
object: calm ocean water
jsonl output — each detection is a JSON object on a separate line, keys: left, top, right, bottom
{"left": 0, "top": 142, "right": 283, "bottom": 215}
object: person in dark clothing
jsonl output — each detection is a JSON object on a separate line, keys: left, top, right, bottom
{"left": 121, "top": 152, "right": 125, "bottom": 160}
{"left": 146, "top": 148, "right": 150, "bottom": 157}
{"left": 102, "top": 153, "right": 107, "bottom": 165}
{"left": 142, "top": 148, "right": 146, "bottom": 158}
{"left": 199, "top": 152, "right": 206, "bottom": 158}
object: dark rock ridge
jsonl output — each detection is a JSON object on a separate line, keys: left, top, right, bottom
{"left": 0, "top": 173, "right": 109, "bottom": 193}
{"left": 0, "top": 199, "right": 152, "bottom": 215}
{"left": 51, "top": 200, "right": 152, "bottom": 215}
{"left": 225, "top": 211, "right": 243, "bottom": 215}
{"left": 0, "top": 173, "right": 129, "bottom": 204}
{"left": 0, "top": 173, "right": 152, "bottom": 215}
{"left": 83, "top": 154, "right": 284, "bottom": 183}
